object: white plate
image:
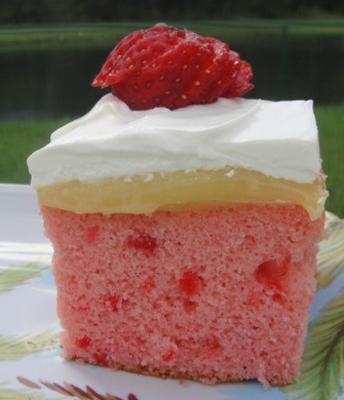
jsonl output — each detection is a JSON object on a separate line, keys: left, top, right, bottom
{"left": 0, "top": 183, "right": 343, "bottom": 400}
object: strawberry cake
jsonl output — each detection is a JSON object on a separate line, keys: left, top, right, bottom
{"left": 27, "top": 24, "right": 327, "bottom": 385}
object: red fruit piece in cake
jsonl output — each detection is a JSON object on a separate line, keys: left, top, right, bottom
{"left": 162, "top": 350, "right": 175, "bottom": 362}
{"left": 126, "top": 232, "right": 158, "bottom": 254}
{"left": 179, "top": 270, "right": 203, "bottom": 296}
{"left": 255, "top": 256, "right": 290, "bottom": 291}
{"left": 75, "top": 335, "right": 92, "bottom": 349}
{"left": 93, "top": 351, "right": 109, "bottom": 367}
{"left": 92, "top": 24, "right": 254, "bottom": 110}
{"left": 85, "top": 225, "right": 99, "bottom": 243}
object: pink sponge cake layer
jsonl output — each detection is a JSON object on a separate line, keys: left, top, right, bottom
{"left": 42, "top": 204, "right": 323, "bottom": 385}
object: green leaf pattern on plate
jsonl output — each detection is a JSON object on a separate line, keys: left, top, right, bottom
{"left": 0, "top": 262, "right": 48, "bottom": 294}
{"left": 0, "top": 331, "right": 59, "bottom": 362}
{"left": 0, "top": 386, "right": 59, "bottom": 400}
{"left": 316, "top": 212, "right": 344, "bottom": 288}
{"left": 283, "top": 294, "right": 344, "bottom": 400}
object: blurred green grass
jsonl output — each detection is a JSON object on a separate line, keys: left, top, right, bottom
{"left": 316, "top": 104, "right": 344, "bottom": 217}
{"left": 0, "top": 104, "right": 343, "bottom": 217}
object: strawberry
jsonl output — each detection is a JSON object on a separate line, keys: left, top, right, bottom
{"left": 92, "top": 23, "right": 253, "bottom": 110}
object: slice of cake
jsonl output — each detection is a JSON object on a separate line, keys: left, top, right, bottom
{"left": 27, "top": 24, "right": 327, "bottom": 385}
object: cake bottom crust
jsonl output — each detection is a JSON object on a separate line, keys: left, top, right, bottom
{"left": 68, "top": 355, "right": 291, "bottom": 386}
{"left": 66, "top": 357, "right": 250, "bottom": 386}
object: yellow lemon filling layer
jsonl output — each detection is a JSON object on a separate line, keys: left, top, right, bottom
{"left": 37, "top": 167, "right": 326, "bottom": 220}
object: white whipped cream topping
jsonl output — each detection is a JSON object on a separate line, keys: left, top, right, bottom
{"left": 27, "top": 94, "right": 321, "bottom": 187}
